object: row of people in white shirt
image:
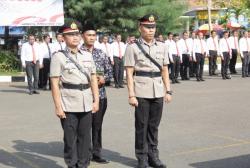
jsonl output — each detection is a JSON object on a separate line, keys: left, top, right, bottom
{"left": 165, "top": 30, "right": 250, "bottom": 62}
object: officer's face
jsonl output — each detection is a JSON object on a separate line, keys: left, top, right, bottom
{"left": 139, "top": 24, "right": 156, "bottom": 41}
{"left": 244, "top": 32, "right": 248, "bottom": 38}
{"left": 63, "top": 32, "right": 81, "bottom": 47}
{"left": 44, "top": 36, "right": 50, "bottom": 43}
{"left": 28, "top": 36, "right": 35, "bottom": 45}
{"left": 183, "top": 33, "right": 189, "bottom": 39}
{"left": 116, "top": 35, "right": 122, "bottom": 42}
{"left": 191, "top": 32, "right": 196, "bottom": 39}
{"left": 82, "top": 30, "right": 97, "bottom": 46}
{"left": 198, "top": 32, "right": 203, "bottom": 39}
{"left": 103, "top": 36, "right": 108, "bottom": 43}
{"left": 224, "top": 32, "right": 229, "bottom": 38}
{"left": 212, "top": 32, "right": 217, "bottom": 38}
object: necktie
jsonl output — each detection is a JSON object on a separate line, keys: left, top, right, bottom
{"left": 31, "top": 44, "right": 36, "bottom": 64}
{"left": 59, "top": 42, "right": 63, "bottom": 50}
{"left": 184, "top": 39, "right": 189, "bottom": 52}
{"left": 234, "top": 37, "right": 237, "bottom": 49}
{"left": 118, "top": 42, "right": 122, "bottom": 58}
{"left": 175, "top": 42, "right": 179, "bottom": 56}
{"left": 47, "top": 43, "right": 51, "bottom": 57}
{"left": 213, "top": 38, "right": 217, "bottom": 51}
{"left": 200, "top": 39, "right": 204, "bottom": 54}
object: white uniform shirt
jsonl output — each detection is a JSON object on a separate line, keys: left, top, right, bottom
{"left": 99, "top": 42, "right": 112, "bottom": 59}
{"left": 111, "top": 41, "right": 126, "bottom": 60}
{"left": 239, "top": 37, "right": 250, "bottom": 57}
{"left": 165, "top": 39, "right": 174, "bottom": 50}
{"left": 40, "top": 42, "right": 53, "bottom": 59}
{"left": 193, "top": 38, "right": 208, "bottom": 60}
{"left": 219, "top": 38, "right": 231, "bottom": 56}
{"left": 168, "top": 40, "right": 183, "bottom": 62}
{"left": 179, "top": 38, "right": 192, "bottom": 55}
{"left": 21, "top": 42, "right": 43, "bottom": 66}
{"left": 206, "top": 36, "right": 219, "bottom": 51}
{"left": 52, "top": 41, "right": 66, "bottom": 53}
{"left": 229, "top": 36, "right": 239, "bottom": 50}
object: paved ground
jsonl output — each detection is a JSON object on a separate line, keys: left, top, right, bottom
{"left": 0, "top": 73, "right": 250, "bottom": 168}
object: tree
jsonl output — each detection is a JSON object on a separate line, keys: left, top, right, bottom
{"left": 64, "top": 0, "right": 186, "bottom": 37}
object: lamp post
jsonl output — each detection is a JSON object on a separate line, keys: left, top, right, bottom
{"left": 208, "top": 0, "right": 212, "bottom": 36}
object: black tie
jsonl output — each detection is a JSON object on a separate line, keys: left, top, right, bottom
{"left": 47, "top": 43, "right": 51, "bottom": 57}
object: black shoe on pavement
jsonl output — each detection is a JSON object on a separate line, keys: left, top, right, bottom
{"left": 226, "top": 76, "right": 231, "bottom": 79}
{"left": 33, "top": 90, "right": 40, "bottom": 94}
{"left": 115, "top": 85, "right": 119, "bottom": 89}
{"left": 119, "top": 85, "right": 124, "bottom": 88}
{"left": 28, "top": 91, "right": 33, "bottom": 95}
{"left": 137, "top": 159, "right": 150, "bottom": 168}
{"left": 148, "top": 158, "right": 167, "bottom": 168}
{"left": 175, "top": 79, "right": 180, "bottom": 84}
{"left": 92, "top": 156, "right": 109, "bottom": 164}
{"left": 197, "top": 78, "right": 201, "bottom": 82}
{"left": 200, "top": 78, "right": 205, "bottom": 81}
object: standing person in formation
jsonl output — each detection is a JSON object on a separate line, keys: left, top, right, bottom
{"left": 193, "top": 32, "right": 208, "bottom": 82}
{"left": 38, "top": 34, "right": 52, "bottom": 90}
{"left": 52, "top": 33, "right": 66, "bottom": 52}
{"left": 111, "top": 34, "right": 126, "bottom": 88}
{"left": 124, "top": 14, "right": 172, "bottom": 168}
{"left": 50, "top": 19, "right": 99, "bottom": 168}
{"left": 239, "top": 31, "right": 250, "bottom": 78}
{"left": 21, "top": 34, "right": 43, "bottom": 95}
{"left": 189, "top": 31, "right": 197, "bottom": 78}
{"left": 206, "top": 30, "right": 219, "bottom": 76}
{"left": 165, "top": 32, "right": 174, "bottom": 78}
{"left": 229, "top": 30, "right": 239, "bottom": 74}
{"left": 169, "top": 33, "right": 182, "bottom": 84}
{"left": 219, "top": 30, "right": 232, "bottom": 80}
{"left": 80, "top": 22, "right": 113, "bottom": 164}
{"left": 247, "top": 30, "right": 250, "bottom": 75}
{"left": 179, "top": 31, "right": 192, "bottom": 80}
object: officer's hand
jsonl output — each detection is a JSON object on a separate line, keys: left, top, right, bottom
{"left": 55, "top": 109, "right": 66, "bottom": 119}
{"left": 221, "top": 56, "right": 224, "bottom": 61}
{"left": 22, "top": 64, "right": 26, "bottom": 69}
{"left": 111, "top": 61, "right": 114, "bottom": 65}
{"left": 39, "top": 64, "right": 44, "bottom": 69}
{"left": 164, "top": 94, "right": 172, "bottom": 103}
{"left": 92, "top": 102, "right": 99, "bottom": 113}
{"left": 129, "top": 97, "right": 138, "bottom": 107}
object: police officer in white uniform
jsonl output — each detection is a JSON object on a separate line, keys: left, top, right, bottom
{"left": 50, "top": 19, "right": 99, "bottom": 168}
{"left": 124, "top": 14, "right": 172, "bottom": 168}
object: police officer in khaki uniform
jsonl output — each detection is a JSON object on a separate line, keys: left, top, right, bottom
{"left": 124, "top": 14, "right": 172, "bottom": 168}
{"left": 50, "top": 19, "right": 99, "bottom": 168}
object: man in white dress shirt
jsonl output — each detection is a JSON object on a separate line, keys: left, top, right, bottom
{"left": 189, "top": 31, "right": 197, "bottom": 77}
{"left": 21, "top": 34, "right": 43, "bottom": 95}
{"left": 193, "top": 32, "right": 208, "bottom": 81}
{"left": 239, "top": 31, "right": 250, "bottom": 78}
{"left": 206, "top": 30, "right": 219, "bottom": 76}
{"left": 219, "top": 30, "right": 232, "bottom": 80}
{"left": 111, "top": 34, "right": 126, "bottom": 88}
{"left": 169, "top": 34, "right": 182, "bottom": 83}
{"left": 99, "top": 35, "right": 112, "bottom": 63}
{"left": 52, "top": 33, "right": 66, "bottom": 53}
{"left": 38, "top": 34, "right": 52, "bottom": 90}
{"left": 179, "top": 31, "right": 192, "bottom": 80}
{"left": 229, "top": 30, "right": 239, "bottom": 74}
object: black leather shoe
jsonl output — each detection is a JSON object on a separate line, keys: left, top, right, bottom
{"left": 137, "top": 160, "right": 150, "bottom": 168}
{"left": 119, "top": 85, "right": 124, "bottom": 88}
{"left": 92, "top": 156, "right": 109, "bottom": 164}
{"left": 200, "top": 78, "right": 205, "bottom": 81}
{"left": 226, "top": 76, "right": 231, "bottom": 79}
{"left": 28, "top": 91, "right": 33, "bottom": 95}
{"left": 148, "top": 158, "right": 166, "bottom": 168}
{"left": 197, "top": 78, "right": 201, "bottom": 82}
{"left": 33, "top": 90, "right": 40, "bottom": 94}
{"left": 175, "top": 80, "right": 180, "bottom": 83}
{"left": 115, "top": 85, "right": 119, "bottom": 89}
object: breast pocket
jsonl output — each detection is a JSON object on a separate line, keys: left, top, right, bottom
{"left": 155, "top": 52, "right": 164, "bottom": 65}
{"left": 81, "top": 61, "right": 92, "bottom": 73}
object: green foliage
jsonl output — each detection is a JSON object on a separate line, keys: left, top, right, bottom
{"left": 0, "top": 50, "right": 21, "bottom": 72}
{"left": 64, "top": 0, "right": 187, "bottom": 38}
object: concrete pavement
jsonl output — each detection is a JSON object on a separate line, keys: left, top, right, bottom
{"left": 0, "top": 73, "right": 250, "bottom": 168}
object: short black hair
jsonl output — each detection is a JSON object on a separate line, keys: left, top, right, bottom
{"left": 167, "top": 32, "right": 173, "bottom": 36}
{"left": 173, "top": 33, "right": 179, "bottom": 37}
{"left": 56, "top": 33, "right": 63, "bottom": 38}
{"left": 182, "top": 31, "right": 188, "bottom": 35}
{"left": 211, "top": 30, "right": 216, "bottom": 34}
{"left": 223, "top": 30, "right": 229, "bottom": 35}
{"left": 43, "top": 34, "right": 50, "bottom": 40}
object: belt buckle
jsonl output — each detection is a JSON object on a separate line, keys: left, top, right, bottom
{"left": 79, "top": 84, "right": 83, "bottom": 91}
{"left": 150, "top": 72, "right": 154, "bottom": 78}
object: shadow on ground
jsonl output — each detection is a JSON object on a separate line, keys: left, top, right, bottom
{"left": 0, "top": 140, "right": 137, "bottom": 168}
{"left": 190, "top": 154, "right": 250, "bottom": 168}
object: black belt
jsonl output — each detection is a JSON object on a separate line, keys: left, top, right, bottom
{"left": 135, "top": 71, "right": 161, "bottom": 78}
{"left": 62, "top": 83, "right": 90, "bottom": 91}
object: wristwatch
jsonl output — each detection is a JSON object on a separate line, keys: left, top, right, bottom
{"left": 166, "top": 90, "right": 173, "bottom": 95}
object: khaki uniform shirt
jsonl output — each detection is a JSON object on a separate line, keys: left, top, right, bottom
{"left": 124, "top": 38, "right": 169, "bottom": 98}
{"left": 50, "top": 48, "right": 96, "bottom": 112}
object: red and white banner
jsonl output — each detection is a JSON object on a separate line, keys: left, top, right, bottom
{"left": 0, "top": 0, "right": 64, "bottom": 26}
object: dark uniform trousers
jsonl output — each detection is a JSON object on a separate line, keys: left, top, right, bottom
{"left": 208, "top": 50, "right": 218, "bottom": 75}
{"left": 38, "top": 58, "right": 50, "bottom": 89}
{"left": 92, "top": 98, "right": 107, "bottom": 157}
{"left": 195, "top": 53, "right": 205, "bottom": 79}
{"left": 221, "top": 52, "right": 230, "bottom": 78}
{"left": 189, "top": 57, "right": 196, "bottom": 77}
{"left": 61, "top": 112, "right": 92, "bottom": 168}
{"left": 135, "top": 97, "right": 163, "bottom": 161}
{"left": 113, "top": 57, "right": 124, "bottom": 86}
{"left": 171, "top": 55, "right": 180, "bottom": 81}
{"left": 25, "top": 60, "right": 40, "bottom": 91}
{"left": 242, "top": 52, "right": 250, "bottom": 77}
{"left": 180, "top": 54, "right": 190, "bottom": 79}
{"left": 229, "top": 49, "right": 238, "bottom": 73}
